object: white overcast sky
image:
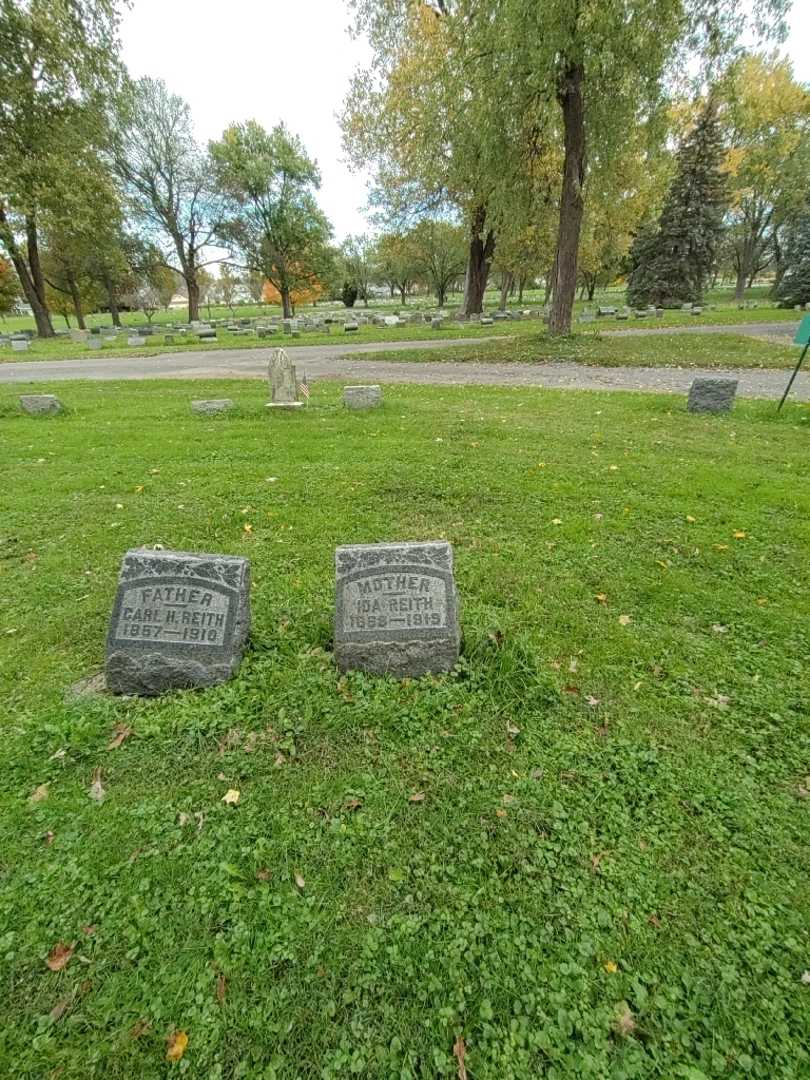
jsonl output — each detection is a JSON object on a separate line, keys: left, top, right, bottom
{"left": 120, "top": 0, "right": 810, "bottom": 245}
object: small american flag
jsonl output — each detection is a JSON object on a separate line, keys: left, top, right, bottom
{"left": 297, "top": 372, "right": 310, "bottom": 403}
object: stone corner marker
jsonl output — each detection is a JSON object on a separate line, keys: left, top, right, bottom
{"left": 687, "top": 377, "right": 738, "bottom": 414}
{"left": 343, "top": 385, "right": 382, "bottom": 410}
{"left": 105, "top": 549, "right": 251, "bottom": 696}
{"left": 191, "top": 398, "right": 235, "bottom": 415}
{"left": 19, "top": 394, "right": 63, "bottom": 415}
{"left": 334, "top": 540, "right": 461, "bottom": 677}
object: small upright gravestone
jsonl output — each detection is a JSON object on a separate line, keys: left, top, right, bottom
{"left": 267, "top": 348, "right": 303, "bottom": 409}
{"left": 11, "top": 337, "right": 30, "bottom": 352}
{"left": 20, "top": 394, "right": 62, "bottom": 415}
{"left": 192, "top": 399, "right": 235, "bottom": 415}
{"left": 105, "top": 548, "right": 251, "bottom": 696}
{"left": 334, "top": 541, "right": 461, "bottom": 677}
{"left": 687, "top": 377, "right": 738, "bottom": 414}
{"left": 344, "top": 385, "right": 382, "bottom": 410}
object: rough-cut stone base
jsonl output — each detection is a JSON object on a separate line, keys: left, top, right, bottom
{"left": 20, "top": 394, "right": 62, "bottom": 415}
{"left": 192, "top": 399, "right": 235, "bottom": 414}
{"left": 335, "top": 636, "right": 460, "bottom": 678}
{"left": 344, "top": 385, "right": 382, "bottom": 410}
{"left": 106, "top": 651, "right": 243, "bottom": 696}
{"left": 687, "top": 378, "right": 738, "bottom": 413}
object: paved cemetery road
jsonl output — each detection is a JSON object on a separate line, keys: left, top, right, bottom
{"left": 0, "top": 327, "right": 806, "bottom": 400}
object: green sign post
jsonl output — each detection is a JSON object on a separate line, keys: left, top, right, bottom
{"left": 778, "top": 314, "right": 810, "bottom": 411}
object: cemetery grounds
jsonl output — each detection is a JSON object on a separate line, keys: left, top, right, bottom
{"left": 0, "top": 373, "right": 809, "bottom": 1078}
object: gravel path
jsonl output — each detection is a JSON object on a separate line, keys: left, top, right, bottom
{"left": 1, "top": 326, "right": 806, "bottom": 401}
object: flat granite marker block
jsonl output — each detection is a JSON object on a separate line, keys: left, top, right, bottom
{"left": 105, "top": 549, "right": 251, "bottom": 696}
{"left": 20, "top": 394, "right": 62, "bottom": 415}
{"left": 191, "top": 398, "right": 235, "bottom": 415}
{"left": 344, "top": 385, "right": 382, "bottom": 410}
{"left": 687, "top": 377, "right": 738, "bottom": 414}
{"left": 334, "top": 541, "right": 461, "bottom": 677}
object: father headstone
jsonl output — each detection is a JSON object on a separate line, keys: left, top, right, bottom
{"left": 334, "top": 541, "right": 461, "bottom": 677}
{"left": 267, "top": 348, "right": 303, "bottom": 409}
{"left": 687, "top": 377, "right": 738, "bottom": 414}
{"left": 105, "top": 548, "right": 251, "bottom": 696}
{"left": 344, "top": 385, "right": 382, "bottom": 410}
{"left": 20, "top": 394, "right": 62, "bottom": 415}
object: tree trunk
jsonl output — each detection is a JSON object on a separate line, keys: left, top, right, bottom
{"left": 544, "top": 263, "right": 555, "bottom": 305}
{"left": 389, "top": 283, "right": 395, "bottom": 298}
{"left": 186, "top": 275, "right": 200, "bottom": 322}
{"left": 399, "top": 285, "right": 407, "bottom": 305}
{"left": 518, "top": 277, "right": 525, "bottom": 304}
{"left": 103, "top": 272, "right": 121, "bottom": 326}
{"left": 734, "top": 267, "right": 746, "bottom": 302}
{"left": 280, "top": 285, "right": 293, "bottom": 318}
{"left": 587, "top": 278, "right": 596, "bottom": 301}
{"left": 549, "top": 61, "right": 586, "bottom": 337}
{"left": 67, "top": 270, "right": 86, "bottom": 329}
{"left": 499, "top": 272, "right": 514, "bottom": 310}
{"left": 0, "top": 207, "right": 54, "bottom": 336}
{"left": 462, "top": 206, "right": 495, "bottom": 315}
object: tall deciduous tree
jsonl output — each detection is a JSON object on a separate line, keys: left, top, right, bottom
{"left": 775, "top": 205, "right": 810, "bottom": 308}
{"left": 210, "top": 121, "right": 333, "bottom": 319}
{"left": 0, "top": 0, "right": 123, "bottom": 336}
{"left": 410, "top": 220, "right": 467, "bottom": 307}
{"left": 719, "top": 53, "right": 810, "bottom": 299}
{"left": 113, "top": 77, "right": 224, "bottom": 322}
{"left": 0, "top": 257, "right": 21, "bottom": 319}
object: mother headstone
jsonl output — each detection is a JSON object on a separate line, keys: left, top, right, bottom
{"left": 334, "top": 541, "right": 461, "bottom": 677}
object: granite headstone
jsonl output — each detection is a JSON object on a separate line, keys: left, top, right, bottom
{"left": 334, "top": 541, "right": 460, "bottom": 677}
{"left": 105, "top": 548, "right": 251, "bottom": 696}
{"left": 20, "top": 394, "right": 62, "bottom": 415}
{"left": 687, "top": 377, "right": 738, "bottom": 414}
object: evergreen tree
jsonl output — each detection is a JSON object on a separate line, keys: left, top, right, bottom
{"left": 627, "top": 102, "right": 726, "bottom": 308}
{"left": 775, "top": 206, "right": 810, "bottom": 308}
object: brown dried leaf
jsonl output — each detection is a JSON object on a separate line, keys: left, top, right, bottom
{"left": 81, "top": 924, "right": 97, "bottom": 936}
{"left": 49, "top": 997, "right": 72, "bottom": 1023}
{"left": 46, "top": 942, "right": 75, "bottom": 972}
{"left": 453, "top": 1034, "right": 468, "bottom": 1080}
{"left": 255, "top": 868, "right": 271, "bottom": 882}
{"left": 344, "top": 797, "right": 362, "bottom": 811}
{"left": 129, "top": 1019, "right": 150, "bottom": 1039}
{"left": 215, "top": 973, "right": 227, "bottom": 1004}
{"left": 107, "top": 724, "right": 132, "bottom": 751}
{"left": 408, "top": 791, "right": 426, "bottom": 803}
{"left": 595, "top": 593, "right": 608, "bottom": 604}
{"left": 618, "top": 614, "right": 632, "bottom": 626}
{"left": 43, "top": 830, "right": 55, "bottom": 846}
{"left": 29, "top": 783, "right": 49, "bottom": 804}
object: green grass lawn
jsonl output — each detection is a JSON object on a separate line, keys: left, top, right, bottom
{"left": 1, "top": 380, "right": 809, "bottom": 1078}
{"left": 352, "top": 331, "right": 802, "bottom": 370}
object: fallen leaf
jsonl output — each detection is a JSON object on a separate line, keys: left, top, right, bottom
{"left": 618, "top": 614, "right": 632, "bottom": 626}
{"left": 711, "top": 624, "right": 728, "bottom": 634}
{"left": 801, "top": 971, "right": 810, "bottom": 985}
{"left": 49, "top": 748, "right": 67, "bottom": 761}
{"left": 129, "top": 1019, "right": 150, "bottom": 1039}
{"left": 505, "top": 721, "right": 520, "bottom": 737}
{"left": 215, "top": 973, "right": 226, "bottom": 1004}
{"left": 178, "top": 812, "right": 191, "bottom": 827}
{"left": 81, "top": 924, "right": 97, "bottom": 936}
{"left": 595, "top": 593, "right": 608, "bottom": 604}
{"left": 551, "top": 517, "right": 563, "bottom": 525}
{"left": 568, "top": 657, "right": 578, "bottom": 674}
{"left": 344, "top": 797, "right": 362, "bottom": 811}
{"left": 612, "top": 1001, "right": 636, "bottom": 1038}
{"left": 294, "top": 871, "right": 305, "bottom": 890}
{"left": 685, "top": 515, "right": 696, "bottom": 523}
{"left": 563, "top": 684, "right": 579, "bottom": 695}
{"left": 46, "top": 942, "right": 75, "bottom": 972}
{"left": 29, "top": 783, "right": 49, "bottom": 804}
{"left": 243, "top": 522, "right": 253, "bottom": 534}
{"left": 648, "top": 914, "right": 662, "bottom": 928}
{"left": 222, "top": 789, "right": 240, "bottom": 805}
{"left": 255, "top": 868, "right": 271, "bottom": 881}
{"left": 408, "top": 791, "right": 426, "bottom": 803}
{"left": 166, "top": 1030, "right": 188, "bottom": 1062}
{"left": 107, "top": 723, "right": 132, "bottom": 751}
{"left": 89, "top": 769, "right": 105, "bottom": 803}
{"left": 590, "top": 851, "right": 609, "bottom": 871}
{"left": 453, "top": 1034, "right": 468, "bottom": 1080}
{"left": 43, "top": 830, "right": 55, "bottom": 845}
{"left": 501, "top": 794, "right": 515, "bottom": 806}
{"left": 585, "top": 695, "right": 601, "bottom": 707}
{"left": 733, "top": 530, "right": 746, "bottom": 539}
{"left": 49, "top": 997, "right": 72, "bottom": 1023}
{"left": 495, "top": 808, "right": 507, "bottom": 818}
{"left": 714, "top": 543, "right": 728, "bottom": 551}
{"left": 609, "top": 464, "right": 618, "bottom": 472}
{"left": 604, "top": 960, "right": 618, "bottom": 974}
